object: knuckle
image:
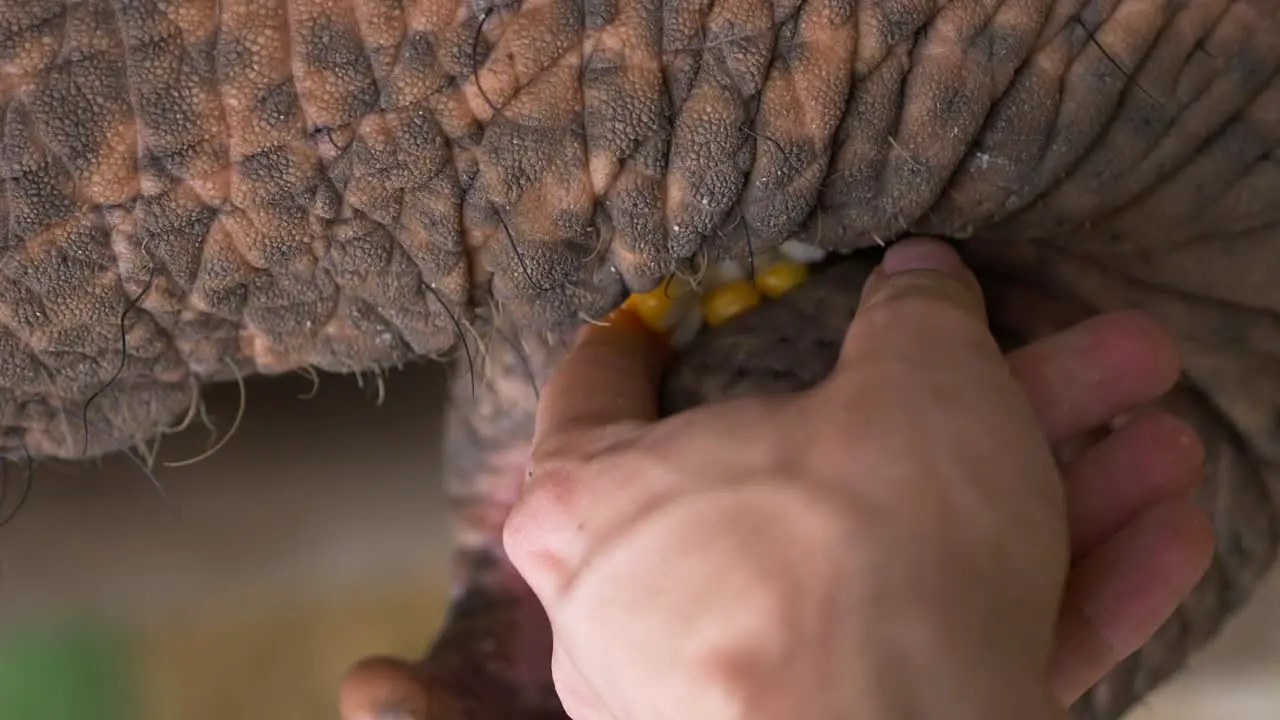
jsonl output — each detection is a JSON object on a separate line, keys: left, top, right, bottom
{"left": 502, "top": 464, "right": 585, "bottom": 595}
{"left": 688, "top": 656, "right": 767, "bottom": 719}
{"left": 851, "top": 275, "right": 996, "bottom": 353}
{"left": 870, "top": 272, "right": 986, "bottom": 319}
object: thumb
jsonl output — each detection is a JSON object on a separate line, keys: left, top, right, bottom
{"left": 532, "top": 307, "right": 671, "bottom": 457}
{"left": 860, "top": 237, "right": 987, "bottom": 323}
{"left": 835, "top": 237, "right": 997, "bottom": 374}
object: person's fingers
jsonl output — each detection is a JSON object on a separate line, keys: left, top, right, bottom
{"left": 849, "top": 240, "right": 1181, "bottom": 446}
{"left": 1046, "top": 495, "right": 1215, "bottom": 704}
{"left": 1064, "top": 412, "right": 1205, "bottom": 558}
{"left": 512, "top": 305, "right": 672, "bottom": 604}
{"left": 532, "top": 308, "right": 670, "bottom": 458}
{"left": 1005, "top": 310, "right": 1182, "bottom": 445}
{"left": 838, "top": 238, "right": 994, "bottom": 374}
{"left": 829, "top": 237, "right": 1017, "bottom": 418}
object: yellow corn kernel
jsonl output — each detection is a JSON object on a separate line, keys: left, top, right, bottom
{"left": 622, "top": 291, "right": 672, "bottom": 334}
{"left": 754, "top": 260, "right": 809, "bottom": 299}
{"left": 701, "top": 279, "right": 762, "bottom": 327}
{"left": 621, "top": 276, "right": 692, "bottom": 333}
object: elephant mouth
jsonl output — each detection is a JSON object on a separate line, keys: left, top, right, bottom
{"left": 340, "top": 241, "right": 1278, "bottom": 720}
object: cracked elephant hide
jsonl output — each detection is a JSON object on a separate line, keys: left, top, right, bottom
{"left": 2, "top": 0, "right": 1279, "bottom": 718}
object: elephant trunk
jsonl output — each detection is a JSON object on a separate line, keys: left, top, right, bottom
{"left": 2, "top": 0, "right": 1279, "bottom": 459}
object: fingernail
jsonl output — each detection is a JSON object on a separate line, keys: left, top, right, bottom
{"left": 881, "top": 237, "right": 964, "bottom": 276}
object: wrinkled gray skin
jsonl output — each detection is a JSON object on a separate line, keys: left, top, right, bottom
{"left": 3, "top": 0, "right": 1279, "bottom": 718}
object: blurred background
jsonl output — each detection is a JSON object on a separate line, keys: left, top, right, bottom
{"left": 0, "top": 365, "right": 1276, "bottom": 720}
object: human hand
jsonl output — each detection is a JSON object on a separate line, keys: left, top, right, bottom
{"left": 504, "top": 237, "right": 1214, "bottom": 720}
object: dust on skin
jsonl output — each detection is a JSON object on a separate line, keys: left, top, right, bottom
{"left": 0, "top": 0, "right": 1275, "bottom": 459}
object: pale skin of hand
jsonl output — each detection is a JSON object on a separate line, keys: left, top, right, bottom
{"left": 502, "top": 237, "right": 1216, "bottom": 720}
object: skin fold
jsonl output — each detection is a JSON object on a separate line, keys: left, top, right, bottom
{"left": 2, "top": 0, "right": 1279, "bottom": 717}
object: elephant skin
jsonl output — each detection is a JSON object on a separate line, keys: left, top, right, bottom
{"left": 2, "top": 1, "right": 1279, "bottom": 718}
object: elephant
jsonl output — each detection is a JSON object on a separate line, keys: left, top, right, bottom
{"left": 2, "top": 0, "right": 1278, "bottom": 718}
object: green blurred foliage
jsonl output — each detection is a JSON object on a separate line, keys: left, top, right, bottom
{"left": 0, "top": 620, "right": 135, "bottom": 720}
